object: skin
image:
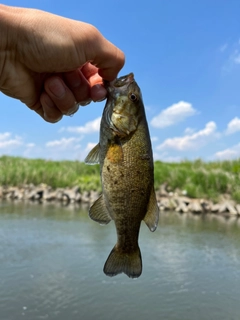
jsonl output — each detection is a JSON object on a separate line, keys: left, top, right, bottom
{"left": 0, "top": 4, "right": 125, "bottom": 122}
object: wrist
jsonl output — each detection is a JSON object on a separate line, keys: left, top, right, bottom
{"left": 0, "top": 5, "right": 21, "bottom": 88}
{"left": 0, "top": 5, "right": 22, "bottom": 49}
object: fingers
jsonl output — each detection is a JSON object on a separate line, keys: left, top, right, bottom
{"left": 90, "top": 84, "right": 107, "bottom": 102}
{"left": 44, "top": 76, "right": 78, "bottom": 114}
{"left": 33, "top": 61, "right": 111, "bottom": 123}
{"left": 63, "top": 69, "right": 91, "bottom": 105}
{"left": 37, "top": 66, "right": 107, "bottom": 122}
{"left": 39, "top": 75, "right": 80, "bottom": 122}
{"left": 96, "top": 44, "right": 125, "bottom": 81}
{"left": 75, "top": 24, "right": 125, "bottom": 81}
{"left": 40, "top": 93, "right": 63, "bottom": 122}
{"left": 80, "top": 63, "right": 107, "bottom": 102}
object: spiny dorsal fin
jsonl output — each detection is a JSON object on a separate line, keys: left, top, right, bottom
{"left": 84, "top": 143, "right": 100, "bottom": 165}
{"left": 144, "top": 187, "right": 159, "bottom": 232}
{"left": 89, "top": 194, "right": 111, "bottom": 225}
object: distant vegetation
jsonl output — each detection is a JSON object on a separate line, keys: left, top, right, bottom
{"left": 0, "top": 156, "right": 101, "bottom": 191}
{"left": 154, "top": 159, "right": 240, "bottom": 202}
{"left": 0, "top": 156, "right": 240, "bottom": 202}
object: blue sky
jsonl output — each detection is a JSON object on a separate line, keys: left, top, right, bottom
{"left": 1, "top": 0, "right": 240, "bottom": 162}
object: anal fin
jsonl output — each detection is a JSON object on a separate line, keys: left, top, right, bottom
{"left": 89, "top": 194, "right": 111, "bottom": 225}
{"left": 144, "top": 187, "right": 159, "bottom": 232}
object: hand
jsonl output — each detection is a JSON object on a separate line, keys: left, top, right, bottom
{"left": 0, "top": 5, "right": 125, "bottom": 122}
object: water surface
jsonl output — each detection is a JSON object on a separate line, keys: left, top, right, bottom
{"left": 0, "top": 201, "right": 240, "bottom": 320}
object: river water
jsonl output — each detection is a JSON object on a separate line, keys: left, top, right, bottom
{"left": 0, "top": 201, "right": 240, "bottom": 320}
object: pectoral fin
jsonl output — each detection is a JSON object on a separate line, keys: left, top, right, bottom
{"left": 84, "top": 143, "right": 100, "bottom": 165}
{"left": 144, "top": 187, "right": 159, "bottom": 232}
{"left": 89, "top": 194, "right": 111, "bottom": 225}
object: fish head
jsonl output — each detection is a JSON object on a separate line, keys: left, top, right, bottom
{"left": 104, "top": 73, "right": 143, "bottom": 137}
{"left": 105, "top": 73, "right": 142, "bottom": 100}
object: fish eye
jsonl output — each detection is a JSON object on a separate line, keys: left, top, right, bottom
{"left": 129, "top": 93, "right": 138, "bottom": 102}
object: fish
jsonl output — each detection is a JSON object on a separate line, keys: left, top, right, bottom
{"left": 85, "top": 73, "right": 159, "bottom": 278}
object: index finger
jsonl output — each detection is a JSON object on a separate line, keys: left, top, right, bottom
{"left": 81, "top": 63, "right": 103, "bottom": 85}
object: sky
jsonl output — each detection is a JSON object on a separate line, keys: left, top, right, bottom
{"left": 1, "top": 0, "right": 240, "bottom": 162}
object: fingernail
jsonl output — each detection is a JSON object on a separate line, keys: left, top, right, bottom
{"left": 79, "top": 100, "right": 91, "bottom": 106}
{"left": 66, "top": 104, "right": 79, "bottom": 116}
{"left": 95, "top": 97, "right": 105, "bottom": 102}
{"left": 48, "top": 78, "right": 66, "bottom": 98}
{"left": 43, "top": 112, "right": 62, "bottom": 123}
{"left": 91, "top": 84, "right": 107, "bottom": 102}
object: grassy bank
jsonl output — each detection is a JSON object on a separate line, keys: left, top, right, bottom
{"left": 0, "top": 156, "right": 240, "bottom": 202}
{"left": 154, "top": 159, "right": 240, "bottom": 202}
{"left": 0, "top": 156, "right": 101, "bottom": 191}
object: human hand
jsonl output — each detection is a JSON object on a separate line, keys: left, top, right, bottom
{"left": 0, "top": 5, "right": 125, "bottom": 122}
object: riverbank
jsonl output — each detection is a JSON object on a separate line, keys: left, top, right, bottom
{"left": 1, "top": 183, "right": 240, "bottom": 216}
{"left": 1, "top": 155, "right": 240, "bottom": 215}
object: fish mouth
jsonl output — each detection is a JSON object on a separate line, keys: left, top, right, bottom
{"left": 104, "top": 73, "right": 134, "bottom": 92}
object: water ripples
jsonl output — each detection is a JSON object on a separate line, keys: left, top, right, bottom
{"left": 1, "top": 204, "right": 240, "bottom": 319}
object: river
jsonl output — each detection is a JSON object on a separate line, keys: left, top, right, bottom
{"left": 0, "top": 201, "right": 240, "bottom": 320}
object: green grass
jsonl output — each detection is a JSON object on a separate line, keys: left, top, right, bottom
{"left": 153, "top": 159, "right": 240, "bottom": 202}
{"left": 0, "top": 156, "right": 240, "bottom": 201}
{"left": 0, "top": 156, "right": 101, "bottom": 191}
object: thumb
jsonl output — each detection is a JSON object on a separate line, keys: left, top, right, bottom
{"left": 75, "top": 24, "right": 125, "bottom": 81}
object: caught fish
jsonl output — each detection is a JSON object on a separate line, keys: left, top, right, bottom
{"left": 85, "top": 73, "right": 159, "bottom": 278}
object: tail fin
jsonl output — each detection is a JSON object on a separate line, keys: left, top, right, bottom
{"left": 103, "top": 245, "right": 142, "bottom": 278}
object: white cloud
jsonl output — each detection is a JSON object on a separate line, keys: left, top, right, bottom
{"left": 85, "top": 142, "right": 98, "bottom": 153}
{"left": 225, "top": 117, "right": 240, "bottom": 135}
{"left": 46, "top": 137, "right": 82, "bottom": 150}
{"left": 215, "top": 143, "right": 240, "bottom": 160}
{"left": 231, "top": 50, "right": 240, "bottom": 64}
{"left": 38, "top": 137, "right": 86, "bottom": 160}
{"left": 153, "top": 151, "right": 181, "bottom": 162}
{"left": 0, "top": 132, "right": 22, "bottom": 150}
{"left": 151, "top": 101, "right": 197, "bottom": 128}
{"left": 220, "top": 43, "right": 228, "bottom": 52}
{"left": 220, "top": 40, "right": 240, "bottom": 72}
{"left": 0, "top": 132, "right": 10, "bottom": 141}
{"left": 151, "top": 136, "right": 158, "bottom": 142}
{"left": 60, "top": 117, "right": 101, "bottom": 134}
{"left": 26, "top": 143, "right": 35, "bottom": 148}
{"left": 156, "top": 121, "right": 218, "bottom": 151}
{"left": 223, "top": 42, "right": 240, "bottom": 71}
{"left": 80, "top": 142, "right": 99, "bottom": 162}
{"left": 184, "top": 127, "right": 195, "bottom": 135}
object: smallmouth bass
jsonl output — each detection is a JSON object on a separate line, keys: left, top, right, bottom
{"left": 85, "top": 73, "right": 159, "bottom": 278}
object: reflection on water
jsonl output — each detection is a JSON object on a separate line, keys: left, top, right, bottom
{"left": 1, "top": 201, "right": 240, "bottom": 320}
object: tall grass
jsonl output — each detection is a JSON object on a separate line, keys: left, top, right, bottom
{"left": 0, "top": 156, "right": 101, "bottom": 191}
{"left": 1, "top": 156, "right": 240, "bottom": 201}
{"left": 153, "top": 159, "right": 240, "bottom": 202}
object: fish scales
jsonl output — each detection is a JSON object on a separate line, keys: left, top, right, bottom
{"left": 85, "top": 73, "right": 159, "bottom": 278}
